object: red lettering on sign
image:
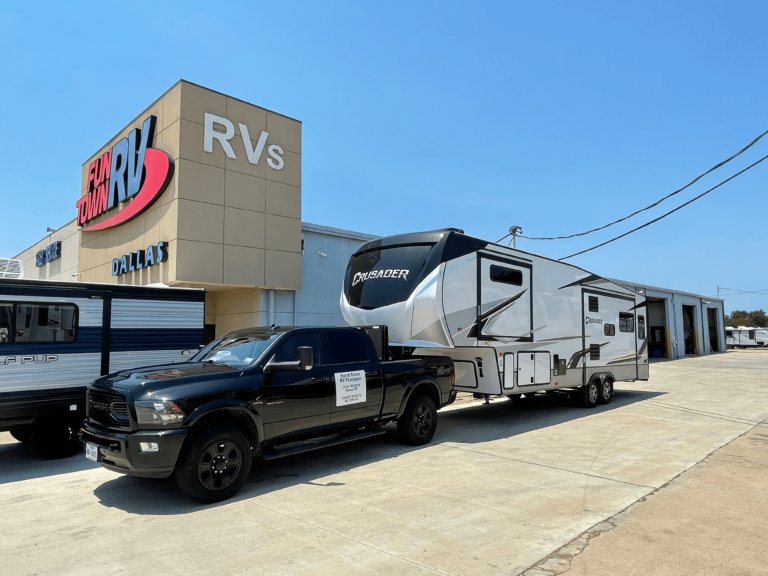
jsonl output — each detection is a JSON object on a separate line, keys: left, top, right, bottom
{"left": 87, "top": 162, "right": 97, "bottom": 193}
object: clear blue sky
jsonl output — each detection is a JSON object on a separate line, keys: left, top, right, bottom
{"left": 1, "top": 1, "right": 766, "bottom": 313}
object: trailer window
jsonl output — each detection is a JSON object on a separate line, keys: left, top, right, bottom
{"left": 490, "top": 265, "right": 523, "bottom": 286}
{"left": 604, "top": 324, "right": 615, "bottom": 336}
{"left": 619, "top": 313, "right": 634, "bottom": 333}
{"left": 0, "top": 304, "right": 11, "bottom": 343}
{"left": 345, "top": 244, "right": 438, "bottom": 309}
{"left": 726, "top": 330, "right": 733, "bottom": 337}
{"left": 749, "top": 330, "right": 756, "bottom": 339}
{"left": 638, "top": 315, "right": 646, "bottom": 339}
{"left": 588, "top": 296, "right": 599, "bottom": 312}
{"left": 13, "top": 303, "right": 78, "bottom": 343}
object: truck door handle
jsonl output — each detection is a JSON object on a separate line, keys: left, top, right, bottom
{"left": 312, "top": 377, "right": 331, "bottom": 383}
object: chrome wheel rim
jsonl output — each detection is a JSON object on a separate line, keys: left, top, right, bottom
{"left": 602, "top": 381, "right": 612, "bottom": 400}
{"left": 589, "top": 384, "right": 599, "bottom": 404}
{"left": 198, "top": 441, "right": 242, "bottom": 490}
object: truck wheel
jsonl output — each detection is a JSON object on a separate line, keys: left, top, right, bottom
{"left": 30, "top": 417, "right": 82, "bottom": 460}
{"left": 580, "top": 381, "right": 599, "bottom": 409}
{"left": 397, "top": 395, "right": 437, "bottom": 446}
{"left": 10, "top": 427, "right": 32, "bottom": 443}
{"left": 174, "top": 426, "right": 252, "bottom": 504}
{"left": 598, "top": 379, "right": 614, "bottom": 405}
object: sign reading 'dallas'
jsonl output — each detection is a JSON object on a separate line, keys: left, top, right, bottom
{"left": 77, "top": 115, "right": 174, "bottom": 232}
{"left": 35, "top": 241, "right": 62, "bottom": 267}
{"left": 334, "top": 370, "right": 367, "bottom": 406}
{"left": 112, "top": 241, "right": 168, "bottom": 276}
{"left": 203, "top": 113, "right": 285, "bottom": 170}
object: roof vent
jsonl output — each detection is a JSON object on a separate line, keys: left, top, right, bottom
{"left": 0, "top": 258, "right": 23, "bottom": 279}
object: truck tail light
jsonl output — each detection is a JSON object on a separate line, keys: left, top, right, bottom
{"left": 451, "top": 368, "right": 456, "bottom": 386}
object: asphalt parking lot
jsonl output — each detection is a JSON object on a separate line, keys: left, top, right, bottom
{"left": 1, "top": 351, "right": 766, "bottom": 576}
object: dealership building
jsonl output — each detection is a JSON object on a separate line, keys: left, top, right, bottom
{"left": 9, "top": 80, "right": 726, "bottom": 356}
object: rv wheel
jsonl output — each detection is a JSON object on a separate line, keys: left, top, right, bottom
{"left": 30, "top": 417, "right": 82, "bottom": 460}
{"left": 598, "top": 379, "right": 614, "bottom": 405}
{"left": 580, "top": 382, "right": 599, "bottom": 408}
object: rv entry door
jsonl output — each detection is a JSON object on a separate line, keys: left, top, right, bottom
{"left": 477, "top": 256, "right": 532, "bottom": 341}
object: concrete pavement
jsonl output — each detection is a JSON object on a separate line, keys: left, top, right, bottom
{"left": 1, "top": 351, "right": 766, "bottom": 575}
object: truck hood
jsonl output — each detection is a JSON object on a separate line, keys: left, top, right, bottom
{"left": 92, "top": 362, "right": 246, "bottom": 397}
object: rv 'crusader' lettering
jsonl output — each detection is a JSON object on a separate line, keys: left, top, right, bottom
{"left": 112, "top": 241, "right": 169, "bottom": 276}
{"left": 352, "top": 269, "right": 409, "bottom": 286}
{"left": 77, "top": 115, "right": 174, "bottom": 232}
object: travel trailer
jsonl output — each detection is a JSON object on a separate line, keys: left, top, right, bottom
{"left": 757, "top": 329, "right": 768, "bottom": 347}
{"left": 0, "top": 278, "right": 205, "bottom": 458}
{"left": 340, "top": 229, "right": 649, "bottom": 408}
{"left": 725, "top": 327, "right": 758, "bottom": 348}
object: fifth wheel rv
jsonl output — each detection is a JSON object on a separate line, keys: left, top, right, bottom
{"left": 341, "top": 229, "right": 649, "bottom": 408}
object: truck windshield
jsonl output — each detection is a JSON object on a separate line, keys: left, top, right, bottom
{"left": 344, "top": 244, "right": 437, "bottom": 309}
{"left": 196, "top": 333, "right": 280, "bottom": 366}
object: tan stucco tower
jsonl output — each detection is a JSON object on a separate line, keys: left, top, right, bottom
{"left": 17, "top": 80, "right": 303, "bottom": 336}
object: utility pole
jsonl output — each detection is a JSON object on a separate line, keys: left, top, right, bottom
{"left": 509, "top": 226, "right": 523, "bottom": 249}
{"left": 717, "top": 285, "right": 720, "bottom": 299}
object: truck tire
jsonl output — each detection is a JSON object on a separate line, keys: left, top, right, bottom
{"left": 598, "top": 378, "right": 614, "bottom": 405}
{"left": 397, "top": 395, "right": 437, "bottom": 446}
{"left": 10, "top": 427, "right": 32, "bottom": 443}
{"left": 579, "top": 381, "right": 599, "bottom": 409}
{"left": 30, "top": 417, "right": 82, "bottom": 459}
{"left": 174, "top": 426, "right": 252, "bottom": 503}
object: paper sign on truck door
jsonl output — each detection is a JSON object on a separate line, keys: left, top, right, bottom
{"left": 334, "top": 370, "right": 366, "bottom": 406}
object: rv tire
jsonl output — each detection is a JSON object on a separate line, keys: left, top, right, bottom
{"left": 598, "top": 379, "right": 613, "bottom": 405}
{"left": 397, "top": 395, "right": 437, "bottom": 445}
{"left": 10, "top": 427, "right": 32, "bottom": 443}
{"left": 580, "top": 382, "right": 599, "bottom": 408}
{"left": 30, "top": 417, "right": 82, "bottom": 459}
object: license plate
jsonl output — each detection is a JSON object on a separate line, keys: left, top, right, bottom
{"left": 85, "top": 442, "right": 98, "bottom": 462}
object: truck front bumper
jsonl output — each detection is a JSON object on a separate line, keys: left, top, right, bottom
{"left": 80, "top": 421, "right": 188, "bottom": 479}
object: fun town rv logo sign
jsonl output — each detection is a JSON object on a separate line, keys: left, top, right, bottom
{"left": 76, "top": 116, "right": 174, "bottom": 231}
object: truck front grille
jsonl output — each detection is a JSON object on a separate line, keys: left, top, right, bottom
{"left": 88, "top": 390, "right": 130, "bottom": 429}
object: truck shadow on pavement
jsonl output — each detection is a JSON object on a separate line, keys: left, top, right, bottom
{"left": 91, "top": 388, "right": 665, "bottom": 515}
{"left": 0, "top": 441, "right": 97, "bottom": 486}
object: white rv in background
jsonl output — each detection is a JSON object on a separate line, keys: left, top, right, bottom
{"left": 341, "top": 229, "right": 648, "bottom": 408}
{"left": 757, "top": 329, "right": 768, "bottom": 347}
{"left": 726, "top": 327, "right": 758, "bottom": 348}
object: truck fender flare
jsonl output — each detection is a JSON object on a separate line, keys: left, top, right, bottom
{"left": 397, "top": 377, "right": 442, "bottom": 419}
{"left": 184, "top": 399, "right": 262, "bottom": 445}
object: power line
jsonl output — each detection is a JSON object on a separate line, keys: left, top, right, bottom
{"left": 498, "top": 127, "right": 768, "bottom": 244}
{"left": 558, "top": 152, "right": 768, "bottom": 260}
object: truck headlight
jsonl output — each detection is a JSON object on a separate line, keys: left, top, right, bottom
{"left": 135, "top": 400, "right": 185, "bottom": 427}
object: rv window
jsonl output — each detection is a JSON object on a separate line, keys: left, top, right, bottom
{"left": 490, "top": 265, "right": 523, "bottom": 286}
{"left": 749, "top": 330, "right": 756, "bottom": 339}
{"left": 726, "top": 330, "right": 733, "bottom": 337}
{"left": 13, "top": 303, "right": 78, "bottom": 343}
{"left": 638, "top": 315, "right": 646, "bottom": 339}
{"left": 345, "top": 244, "right": 437, "bottom": 309}
{"left": 0, "top": 304, "right": 11, "bottom": 344}
{"left": 326, "top": 331, "right": 370, "bottom": 364}
{"left": 588, "top": 296, "right": 599, "bottom": 312}
{"left": 619, "top": 313, "right": 634, "bottom": 332}
{"left": 604, "top": 324, "right": 615, "bottom": 336}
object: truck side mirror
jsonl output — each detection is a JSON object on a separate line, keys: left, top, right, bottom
{"left": 297, "top": 346, "right": 313, "bottom": 371}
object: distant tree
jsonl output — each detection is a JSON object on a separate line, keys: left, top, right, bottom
{"left": 725, "top": 309, "right": 767, "bottom": 327}
{"left": 747, "top": 309, "right": 768, "bottom": 327}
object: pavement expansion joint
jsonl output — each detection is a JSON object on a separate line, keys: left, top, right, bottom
{"left": 250, "top": 500, "right": 455, "bottom": 576}
{"left": 643, "top": 400, "right": 764, "bottom": 425}
{"left": 518, "top": 415, "right": 768, "bottom": 576}
{"left": 443, "top": 444, "right": 657, "bottom": 490}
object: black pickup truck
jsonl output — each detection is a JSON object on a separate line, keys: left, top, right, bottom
{"left": 80, "top": 325, "right": 455, "bottom": 502}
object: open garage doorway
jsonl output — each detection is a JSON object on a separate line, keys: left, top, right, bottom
{"left": 707, "top": 308, "right": 720, "bottom": 352}
{"left": 647, "top": 298, "right": 668, "bottom": 358}
{"left": 682, "top": 305, "right": 697, "bottom": 355}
